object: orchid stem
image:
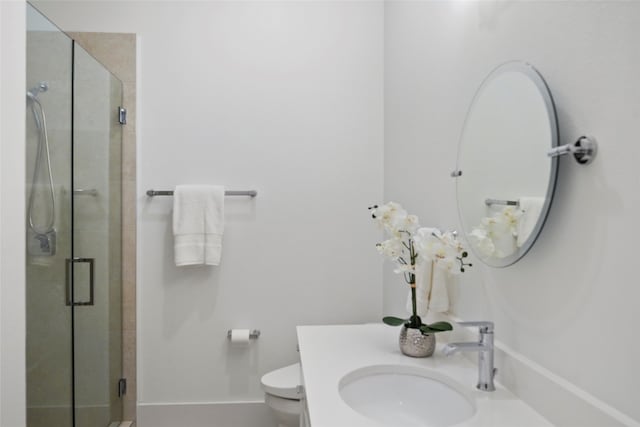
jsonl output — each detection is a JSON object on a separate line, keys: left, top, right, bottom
{"left": 411, "top": 285, "right": 417, "bottom": 320}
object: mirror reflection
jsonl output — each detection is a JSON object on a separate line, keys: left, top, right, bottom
{"left": 455, "top": 61, "right": 558, "bottom": 267}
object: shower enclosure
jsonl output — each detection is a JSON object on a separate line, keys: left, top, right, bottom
{"left": 26, "top": 4, "right": 124, "bottom": 426}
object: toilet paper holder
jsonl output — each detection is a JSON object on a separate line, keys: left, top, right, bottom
{"left": 227, "top": 329, "right": 261, "bottom": 340}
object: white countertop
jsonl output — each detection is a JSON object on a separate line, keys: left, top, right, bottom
{"left": 297, "top": 323, "right": 552, "bottom": 427}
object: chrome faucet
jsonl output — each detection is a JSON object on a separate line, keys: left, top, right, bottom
{"left": 443, "top": 321, "right": 496, "bottom": 392}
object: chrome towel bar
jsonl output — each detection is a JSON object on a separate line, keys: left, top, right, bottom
{"left": 485, "top": 198, "right": 519, "bottom": 207}
{"left": 146, "top": 189, "right": 257, "bottom": 197}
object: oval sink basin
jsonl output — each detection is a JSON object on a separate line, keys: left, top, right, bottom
{"left": 339, "top": 365, "right": 476, "bottom": 427}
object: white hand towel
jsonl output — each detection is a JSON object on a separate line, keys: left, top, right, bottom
{"left": 427, "top": 267, "right": 450, "bottom": 313}
{"left": 516, "top": 196, "right": 545, "bottom": 247}
{"left": 406, "top": 260, "right": 450, "bottom": 317}
{"left": 173, "top": 185, "right": 225, "bottom": 266}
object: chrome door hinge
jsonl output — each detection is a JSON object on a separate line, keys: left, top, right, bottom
{"left": 118, "top": 378, "right": 127, "bottom": 397}
{"left": 118, "top": 107, "right": 127, "bottom": 125}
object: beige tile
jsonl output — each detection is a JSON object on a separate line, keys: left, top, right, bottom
{"left": 122, "top": 139, "right": 137, "bottom": 189}
{"left": 122, "top": 101, "right": 136, "bottom": 127}
{"left": 123, "top": 384, "right": 137, "bottom": 421}
{"left": 122, "top": 329, "right": 137, "bottom": 420}
{"left": 122, "top": 275, "right": 136, "bottom": 333}
{"left": 122, "top": 88, "right": 136, "bottom": 123}
{"left": 70, "top": 33, "right": 136, "bottom": 83}
{"left": 123, "top": 329, "right": 136, "bottom": 370}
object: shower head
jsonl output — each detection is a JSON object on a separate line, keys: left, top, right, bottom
{"left": 27, "top": 81, "right": 48, "bottom": 100}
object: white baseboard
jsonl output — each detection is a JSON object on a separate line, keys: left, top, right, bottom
{"left": 137, "top": 401, "right": 277, "bottom": 427}
{"left": 444, "top": 314, "right": 639, "bottom": 427}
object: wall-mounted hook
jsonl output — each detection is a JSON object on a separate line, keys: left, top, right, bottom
{"left": 547, "top": 136, "right": 597, "bottom": 165}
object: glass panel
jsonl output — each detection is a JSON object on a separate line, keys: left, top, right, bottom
{"left": 26, "top": 4, "right": 74, "bottom": 427}
{"left": 72, "top": 43, "right": 123, "bottom": 426}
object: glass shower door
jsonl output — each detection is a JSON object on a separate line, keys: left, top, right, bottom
{"left": 26, "top": 4, "right": 74, "bottom": 426}
{"left": 72, "top": 43, "right": 124, "bottom": 426}
{"left": 27, "top": 4, "right": 124, "bottom": 426}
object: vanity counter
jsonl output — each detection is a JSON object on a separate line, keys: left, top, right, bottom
{"left": 297, "top": 324, "right": 552, "bottom": 427}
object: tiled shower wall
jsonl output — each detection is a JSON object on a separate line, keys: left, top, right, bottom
{"left": 69, "top": 32, "right": 137, "bottom": 422}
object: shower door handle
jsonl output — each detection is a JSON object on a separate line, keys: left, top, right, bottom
{"left": 65, "top": 257, "right": 95, "bottom": 306}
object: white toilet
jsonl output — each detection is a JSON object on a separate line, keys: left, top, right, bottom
{"left": 261, "top": 363, "right": 302, "bottom": 427}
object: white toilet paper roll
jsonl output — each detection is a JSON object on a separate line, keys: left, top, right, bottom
{"left": 230, "top": 329, "right": 251, "bottom": 344}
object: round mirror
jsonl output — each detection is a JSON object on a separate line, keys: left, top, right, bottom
{"left": 455, "top": 61, "right": 558, "bottom": 267}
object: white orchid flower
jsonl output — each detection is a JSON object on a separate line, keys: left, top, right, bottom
{"left": 376, "top": 238, "right": 403, "bottom": 259}
{"left": 413, "top": 227, "right": 464, "bottom": 273}
{"left": 439, "top": 231, "right": 463, "bottom": 251}
{"left": 481, "top": 215, "right": 499, "bottom": 228}
{"left": 402, "top": 214, "right": 420, "bottom": 234}
{"left": 500, "top": 207, "right": 523, "bottom": 236}
{"left": 468, "top": 227, "right": 495, "bottom": 257}
{"left": 389, "top": 210, "right": 408, "bottom": 231}
{"left": 371, "top": 203, "right": 470, "bottom": 278}
{"left": 393, "top": 263, "right": 416, "bottom": 275}
{"left": 413, "top": 227, "right": 443, "bottom": 259}
{"left": 432, "top": 241, "right": 461, "bottom": 272}
{"left": 371, "top": 201, "right": 409, "bottom": 235}
{"left": 481, "top": 214, "right": 511, "bottom": 239}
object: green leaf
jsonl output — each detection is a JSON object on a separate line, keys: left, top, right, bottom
{"left": 382, "top": 316, "right": 406, "bottom": 326}
{"left": 419, "top": 321, "right": 453, "bottom": 334}
{"left": 426, "top": 321, "right": 453, "bottom": 331}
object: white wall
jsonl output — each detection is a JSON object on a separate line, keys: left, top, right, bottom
{"left": 384, "top": 1, "right": 640, "bottom": 425}
{"left": 35, "top": 0, "right": 384, "bottom": 415}
{"left": 0, "top": 0, "right": 27, "bottom": 425}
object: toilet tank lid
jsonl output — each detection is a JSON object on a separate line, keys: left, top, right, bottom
{"left": 261, "top": 363, "right": 301, "bottom": 399}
